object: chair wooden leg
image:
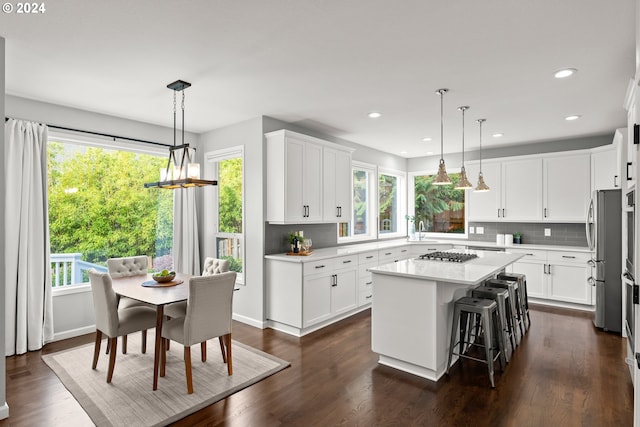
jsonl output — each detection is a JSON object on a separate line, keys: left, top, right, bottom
{"left": 107, "top": 337, "right": 118, "bottom": 383}
{"left": 141, "top": 330, "right": 147, "bottom": 354}
{"left": 161, "top": 336, "right": 166, "bottom": 378}
{"left": 92, "top": 330, "right": 102, "bottom": 369}
{"left": 184, "top": 346, "right": 193, "bottom": 394}
{"left": 225, "top": 334, "right": 232, "bottom": 376}
{"left": 201, "top": 342, "right": 207, "bottom": 362}
{"left": 218, "top": 336, "right": 227, "bottom": 363}
{"left": 122, "top": 335, "right": 128, "bottom": 354}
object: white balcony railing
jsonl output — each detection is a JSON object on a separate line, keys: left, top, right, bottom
{"left": 50, "top": 253, "right": 107, "bottom": 287}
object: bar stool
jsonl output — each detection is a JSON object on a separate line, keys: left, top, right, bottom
{"left": 471, "top": 286, "right": 515, "bottom": 361}
{"left": 497, "top": 272, "right": 530, "bottom": 330}
{"left": 485, "top": 278, "right": 525, "bottom": 343}
{"left": 447, "top": 296, "right": 506, "bottom": 388}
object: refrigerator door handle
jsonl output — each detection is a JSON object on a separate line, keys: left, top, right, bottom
{"left": 585, "top": 197, "right": 594, "bottom": 251}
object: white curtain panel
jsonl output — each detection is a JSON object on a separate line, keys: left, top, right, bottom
{"left": 4, "top": 119, "right": 54, "bottom": 356}
{"left": 173, "top": 187, "right": 201, "bottom": 275}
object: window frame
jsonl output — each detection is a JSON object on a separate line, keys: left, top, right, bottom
{"left": 408, "top": 170, "right": 469, "bottom": 239}
{"left": 47, "top": 130, "right": 172, "bottom": 291}
{"left": 377, "top": 167, "right": 407, "bottom": 240}
{"left": 204, "top": 146, "right": 245, "bottom": 284}
{"left": 338, "top": 161, "right": 377, "bottom": 243}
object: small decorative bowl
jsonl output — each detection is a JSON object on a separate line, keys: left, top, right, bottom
{"left": 152, "top": 274, "right": 175, "bottom": 283}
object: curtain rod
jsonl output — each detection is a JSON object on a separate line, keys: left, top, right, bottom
{"left": 5, "top": 117, "right": 172, "bottom": 148}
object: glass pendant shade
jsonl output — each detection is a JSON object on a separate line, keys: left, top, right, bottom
{"left": 433, "top": 88, "right": 452, "bottom": 186}
{"left": 475, "top": 172, "right": 490, "bottom": 192}
{"left": 475, "top": 118, "right": 490, "bottom": 192}
{"left": 455, "top": 105, "right": 473, "bottom": 189}
{"left": 433, "top": 159, "right": 452, "bottom": 185}
{"left": 455, "top": 166, "right": 473, "bottom": 189}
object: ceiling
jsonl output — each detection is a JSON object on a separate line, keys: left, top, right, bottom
{"left": 0, "top": 0, "right": 635, "bottom": 157}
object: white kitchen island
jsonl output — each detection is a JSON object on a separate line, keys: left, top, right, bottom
{"left": 369, "top": 250, "right": 524, "bottom": 381}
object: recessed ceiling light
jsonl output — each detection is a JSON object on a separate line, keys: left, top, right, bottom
{"left": 426, "top": 151, "right": 434, "bottom": 155}
{"left": 492, "top": 133, "right": 504, "bottom": 138}
{"left": 565, "top": 115, "right": 581, "bottom": 121}
{"left": 368, "top": 112, "right": 381, "bottom": 118}
{"left": 554, "top": 68, "right": 577, "bottom": 79}
{"left": 400, "top": 150, "right": 408, "bottom": 155}
{"left": 422, "top": 137, "right": 432, "bottom": 142}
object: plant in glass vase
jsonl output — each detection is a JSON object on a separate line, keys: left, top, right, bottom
{"left": 405, "top": 215, "right": 416, "bottom": 240}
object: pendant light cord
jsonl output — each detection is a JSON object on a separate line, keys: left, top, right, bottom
{"left": 478, "top": 119, "right": 485, "bottom": 173}
{"left": 440, "top": 90, "right": 444, "bottom": 162}
{"left": 461, "top": 107, "right": 465, "bottom": 165}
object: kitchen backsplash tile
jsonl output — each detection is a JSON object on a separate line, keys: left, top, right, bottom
{"left": 265, "top": 223, "right": 338, "bottom": 254}
{"left": 468, "top": 222, "right": 587, "bottom": 246}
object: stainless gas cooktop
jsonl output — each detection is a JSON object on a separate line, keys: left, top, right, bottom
{"left": 416, "top": 251, "right": 478, "bottom": 263}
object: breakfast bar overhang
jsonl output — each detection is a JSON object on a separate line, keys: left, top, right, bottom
{"left": 368, "top": 250, "right": 524, "bottom": 381}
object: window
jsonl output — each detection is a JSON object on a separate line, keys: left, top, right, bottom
{"left": 206, "top": 147, "right": 244, "bottom": 284}
{"left": 47, "top": 134, "right": 173, "bottom": 287}
{"left": 408, "top": 171, "right": 467, "bottom": 237}
{"left": 339, "top": 161, "right": 376, "bottom": 241}
{"left": 378, "top": 168, "right": 406, "bottom": 238}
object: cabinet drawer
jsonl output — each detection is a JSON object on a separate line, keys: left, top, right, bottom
{"left": 304, "top": 258, "right": 336, "bottom": 276}
{"left": 507, "top": 248, "right": 546, "bottom": 262}
{"left": 358, "top": 251, "right": 378, "bottom": 264}
{"left": 358, "top": 265, "right": 373, "bottom": 281}
{"left": 335, "top": 255, "right": 359, "bottom": 269}
{"left": 359, "top": 288, "right": 373, "bottom": 305}
{"left": 379, "top": 247, "right": 410, "bottom": 263}
{"left": 547, "top": 251, "right": 590, "bottom": 264}
{"left": 359, "top": 276, "right": 374, "bottom": 290}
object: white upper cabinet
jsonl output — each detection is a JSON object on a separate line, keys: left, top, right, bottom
{"left": 543, "top": 153, "right": 591, "bottom": 222}
{"left": 502, "top": 158, "right": 544, "bottom": 221}
{"left": 591, "top": 131, "right": 623, "bottom": 191}
{"left": 323, "top": 147, "right": 352, "bottom": 221}
{"left": 266, "top": 129, "right": 352, "bottom": 224}
{"left": 466, "top": 161, "right": 502, "bottom": 221}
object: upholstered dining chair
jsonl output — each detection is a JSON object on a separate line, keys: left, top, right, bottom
{"left": 163, "top": 257, "right": 231, "bottom": 319}
{"left": 161, "top": 271, "right": 237, "bottom": 394}
{"left": 88, "top": 269, "right": 157, "bottom": 383}
{"left": 107, "top": 256, "right": 153, "bottom": 354}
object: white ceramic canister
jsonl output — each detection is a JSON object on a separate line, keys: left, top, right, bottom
{"left": 504, "top": 234, "right": 514, "bottom": 245}
{"left": 496, "top": 234, "right": 505, "bottom": 245}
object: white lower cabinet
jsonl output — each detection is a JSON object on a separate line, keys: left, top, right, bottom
{"left": 508, "top": 249, "right": 591, "bottom": 306}
{"left": 358, "top": 251, "right": 378, "bottom": 306}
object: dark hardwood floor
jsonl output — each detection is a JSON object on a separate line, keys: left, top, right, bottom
{"left": 1, "top": 304, "right": 634, "bottom": 426}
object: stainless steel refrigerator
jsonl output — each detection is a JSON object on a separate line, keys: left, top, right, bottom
{"left": 587, "top": 189, "right": 622, "bottom": 333}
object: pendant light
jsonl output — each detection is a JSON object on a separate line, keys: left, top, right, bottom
{"left": 455, "top": 105, "right": 473, "bottom": 190}
{"left": 144, "top": 80, "right": 217, "bottom": 189}
{"left": 433, "top": 88, "right": 452, "bottom": 185}
{"left": 475, "top": 118, "right": 490, "bottom": 192}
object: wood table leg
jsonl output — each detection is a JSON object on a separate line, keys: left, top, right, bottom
{"left": 153, "top": 305, "right": 164, "bottom": 391}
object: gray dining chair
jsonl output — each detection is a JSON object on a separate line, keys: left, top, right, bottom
{"left": 160, "top": 271, "right": 237, "bottom": 394}
{"left": 107, "top": 256, "right": 154, "bottom": 354}
{"left": 163, "top": 257, "right": 231, "bottom": 319}
{"left": 89, "top": 269, "right": 157, "bottom": 383}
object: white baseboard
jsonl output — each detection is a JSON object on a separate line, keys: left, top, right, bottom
{"left": 232, "top": 313, "right": 266, "bottom": 329}
{"left": 51, "top": 325, "right": 96, "bottom": 342}
{"left": 0, "top": 402, "right": 9, "bottom": 420}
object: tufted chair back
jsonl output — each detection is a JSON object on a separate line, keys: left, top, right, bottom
{"left": 107, "top": 256, "right": 148, "bottom": 278}
{"left": 202, "top": 257, "right": 230, "bottom": 276}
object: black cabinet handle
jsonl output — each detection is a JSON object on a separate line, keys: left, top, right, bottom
{"left": 366, "top": 255, "right": 374, "bottom": 259}
{"left": 315, "top": 265, "right": 325, "bottom": 269}
{"left": 385, "top": 252, "right": 392, "bottom": 256}
{"left": 614, "top": 175, "right": 619, "bottom": 187}
{"left": 544, "top": 208, "right": 547, "bottom": 218}
{"left": 343, "top": 260, "right": 352, "bottom": 264}
{"left": 332, "top": 274, "right": 338, "bottom": 287}
{"left": 562, "top": 255, "right": 576, "bottom": 259}
{"left": 366, "top": 295, "right": 372, "bottom": 299}
{"left": 502, "top": 208, "right": 505, "bottom": 217}
{"left": 497, "top": 209, "right": 501, "bottom": 218}
{"left": 627, "top": 162, "right": 633, "bottom": 181}
{"left": 365, "top": 281, "right": 373, "bottom": 285}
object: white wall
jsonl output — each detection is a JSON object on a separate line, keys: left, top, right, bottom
{"left": 197, "top": 117, "right": 265, "bottom": 328}
{"left": 0, "top": 35, "right": 9, "bottom": 421}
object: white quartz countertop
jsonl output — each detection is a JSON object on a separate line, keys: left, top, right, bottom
{"left": 264, "top": 238, "right": 589, "bottom": 263}
{"left": 368, "top": 250, "right": 525, "bottom": 285}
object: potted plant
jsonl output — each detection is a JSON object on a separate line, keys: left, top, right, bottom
{"left": 513, "top": 232, "right": 522, "bottom": 244}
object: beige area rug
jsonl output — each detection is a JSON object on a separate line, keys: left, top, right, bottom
{"left": 42, "top": 333, "right": 289, "bottom": 427}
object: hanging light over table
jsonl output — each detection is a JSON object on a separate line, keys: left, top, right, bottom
{"left": 475, "top": 118, "right": 490, "bottom": 192}
{"left": 144, "top": 80, "right": 217, "bottom": 189}
{"left": 433, "top": 88, "right": 452, "bottom": 185}
{"left": 455, "top": 105, "right": 473, "bottom": 189}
